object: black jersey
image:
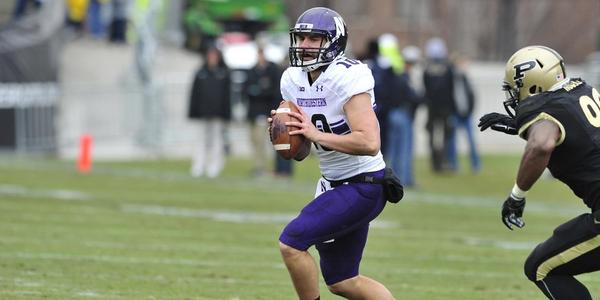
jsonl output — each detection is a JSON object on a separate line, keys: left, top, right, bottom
{"left": 516, "top": 79, "right": 600, "bottom": 211}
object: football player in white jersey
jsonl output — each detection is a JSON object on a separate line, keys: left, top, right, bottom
{"left": 271, "top": 7, "right": 395, "bottom": 300}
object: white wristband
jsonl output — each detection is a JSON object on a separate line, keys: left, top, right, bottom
{"left": 511, "top": 184, "right": 527, "bottom": 200}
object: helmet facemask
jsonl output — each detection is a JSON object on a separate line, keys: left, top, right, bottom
{"left": 502, "top": 80, "right": 521, "bottom": 118}
{"left": 289, "top": 30, "right": 335, "bottom": 72}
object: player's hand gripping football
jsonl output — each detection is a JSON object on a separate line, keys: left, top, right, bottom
{"left": 478, "top": 112, "right": 517, "bottom": 135}
{"left": 267, "top": 101, "right": 316, "bottom": 140}
{"left": 285, "top": 110, "right": 320, "bottom": 142}
{"left": 501, "top": 194, "right": 526, "bottom": 230}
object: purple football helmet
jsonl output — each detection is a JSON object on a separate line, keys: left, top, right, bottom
{"left": 289, "top": 7, "right": 348, "bottom": 71}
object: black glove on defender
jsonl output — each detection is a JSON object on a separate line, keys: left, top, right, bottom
{"left": 478, "top": 112, "right": 518, "bottom": 135}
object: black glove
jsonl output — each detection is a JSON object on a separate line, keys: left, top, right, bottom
{"left": 501, "top": 195, "right": 526, "bottom": 230}
{"left": 478, "top": 112, "right": 518, "bottom": 135}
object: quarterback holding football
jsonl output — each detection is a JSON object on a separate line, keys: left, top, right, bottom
{"left": 269, "top": 6, "right": 397, "bottom": 300}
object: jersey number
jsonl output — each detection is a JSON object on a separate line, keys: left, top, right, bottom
{"left": 311, "top": 114, "right": 333, "bottom": 151}
{"left": 335, "top": 58, "right": 359, "bottom": 69}
{"left": 579, "top": 88, "right": 600, "bottom": 127}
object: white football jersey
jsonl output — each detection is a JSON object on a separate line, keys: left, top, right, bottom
{"left": 280, "top": 56, "right": 385, "bottom": 180}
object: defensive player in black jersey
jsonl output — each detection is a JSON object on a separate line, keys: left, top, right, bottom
{"left": 478, "top": 45, "right": 600, "bottom": 300}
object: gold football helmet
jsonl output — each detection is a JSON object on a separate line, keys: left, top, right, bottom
{"left": 503, "top": 46, "right": 566, "bottom": 117}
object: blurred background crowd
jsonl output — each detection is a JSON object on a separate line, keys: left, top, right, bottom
{"left": 0, "top": 0, "right": 600, "bottom": 183}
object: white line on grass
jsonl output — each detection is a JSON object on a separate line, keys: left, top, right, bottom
{"left": 382, "top": 267, "right": 598, "bottom": 283}
{"left": 0, "top": 288, "right": 127, "bottom": 300}
{"left": 0, "top": 236, "right": 278, "bottom": 256}
{"left": 11, "top": 255, "right": 598, "bottom": 289}
{"left": 0, "top": 290, "right": 43, "bottom": 296}
{"left": 120, "top": 204, "right": 398, "bottom": 228}
{"left": 365, "top": 251, "right": 523, "bottom": 264}
{"left": 0, "top": 184, "right": 91, "bottom": 201}
{"left": 7, "top": 270, "right": 291, "bottom": 287}
{"left": 13, "top": 278, "right": 43, "bottom": 287}
{"left": 0, "top": 289, "right": 208, "bottom": 300}
{"left": 0, "top": 179, "right": 585, "bottom": 218}
{"left": 76, "top": 291, "right": 101, "bottom": 298}
{"left": 409, "top": 190, "right": 586, "bottom": 216}
{"left": 463, "top": 236, "right": 538, "bottom": 250}
{"left": 0, "top": 234, "right": 526, "bottom": 264}
{"left": 0, "top": 252, "right": 283, "bottom": 269}
{"left": 0, "top": 277, "right": 123, "bottom": 299}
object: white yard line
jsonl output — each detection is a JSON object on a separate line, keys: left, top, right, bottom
{"left": 0, "top": 288, "right": 132, "bottom": 300}
{"left": 6, "top": 256, "right": 597, "bottom": 286}
{"left": 0, "top": 234, "right": 528, "bottom": 260}
{"left": 0, "top": 160, "right": 587, "bottom": 215}
{"left": 0, "top": 236, "right": 277, "bottom": 256}
{"left": 13, "top": 278, "right": 43, "bottom": 287}
{"left": 463, "top": 236, "right": 538, "bottom": 250}
{"left": 408, "top": 190, "right": 586, "bottom": 216}
{"left": 0, "top": 178, "right": 584, "bottom": 216}
{"left": 0, "top": 184, "right": 91, "bottom": 201}
{"left": 4, "top": 271, "right": 290, "bottom": 287}
{"left": 0, "top": 278, "right": 122, "bottom": 299}
{"left": 0, "top": 252, "right": 282, "bottom": 269}
{"left": 120, "top": 204, "right": 397, "bottom": 228}
{"left": 0, "top": 290, "right": 43, "bottom": 296}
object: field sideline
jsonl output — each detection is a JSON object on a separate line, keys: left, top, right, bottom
{"left": 0, "top": 155, "right": 598, "bottom": 299}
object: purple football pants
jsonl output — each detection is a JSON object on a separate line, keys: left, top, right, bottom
{"left": 279, "top": 170, "right": 387, "bottom": 285}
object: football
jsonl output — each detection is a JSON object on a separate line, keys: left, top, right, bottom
{"left": 270, "top": 100, "right": 311, "bottom": 160}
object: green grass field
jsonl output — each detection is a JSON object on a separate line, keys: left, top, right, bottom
{"left": 0, "top": 154, "right": 598, "bottom": 299}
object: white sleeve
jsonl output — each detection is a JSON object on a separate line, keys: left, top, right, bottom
{"left": 280, "top": 69, "right": 294, "bottom": 100}
{"left": 331, "top": 63, "right": 375, "bottom": 105}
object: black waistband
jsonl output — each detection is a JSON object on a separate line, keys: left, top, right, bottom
{"left": 325, "top": 170, "right": 384, "bottom": 188}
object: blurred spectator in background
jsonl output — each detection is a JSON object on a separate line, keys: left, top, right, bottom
{"left": 274, "top": 145, "right": 293, "bottom": 178}
{"left": 402, "top": 45, "right": 424, "bottom": 97}
{"left": 66, "top": 0, "right": 89, "bottom": 34}
{"left": 87, "top": 0, "right": 108, "bottom": 39}
{"left": 188, "top": 47, "right": 231, "bottom": 178}
{"left": 109, "top": 0, "right": 128, "bottom": 43}
{"left": 274, "top": 153, "right": 293, "bottom": 178}
{"left": 423, "top": 37, "right": 455, "bottom": 173}
{"left": 363, "top": 35, "right": 396, "bottom": 157}
{"left": 447, "top": 53, "right": 480, "bottom": 173}
{"left": 274, "top": 148, "right": 294, "bottom": 178}
{"left": 385, "top": 46, "right": 423, "bottom": 188}
{"left": 365, "top": 34, "right": 421, "bottom": 186}
{"left": 245, "top": 47, "right": 282, "bottom": 177}
{"left": 386, "top": 70, "right": 419, "bottom": 188}
{"left": 378, "top": 34, "right": 406, "bottom": 156}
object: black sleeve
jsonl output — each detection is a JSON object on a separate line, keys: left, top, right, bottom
{"left": 463, "top": 74, "right": 476, "bottom": 115}
{"left": 271, "top": 64, "right": 283, "bottom": 104}
{"left": 223, "top": 70, "right": 232, "bottom": 120}
{"left": 188, "top": 71, "right": 201, "bottom": 119}
{"left": 515, "top": 94, "right": 563, "bottom": 140}
{"left": 243, "top": 68, "right": 255, "bottom": 98}
{"left": 271, "top": 64, "right": 284, "bottom": 107}
{"left": 399, "top": 73, "right": 420, "bottom": 106}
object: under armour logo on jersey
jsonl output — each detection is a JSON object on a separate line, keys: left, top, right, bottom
{"left": 299, "top": 86, "right": 305, "bottom": 92}
{"left": 316, "top": 85, "right": 324, "bottom": 92}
